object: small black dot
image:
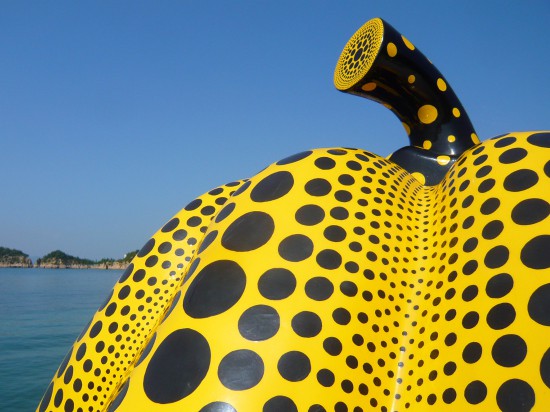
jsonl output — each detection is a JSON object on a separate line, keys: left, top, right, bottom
{"left": 324, "top": 225, "right": 347, "bottom": 242}
{"left": 317, "top": 369, "right": 335, "bottom": 387}
{"left": 305, "top": 178, "right": 332, "bottom": 196}
{"left": 323, "top": 337, "right": 342, "bottom": 356}
{"left": 316, "top": 249, "right": 342, "bottom": 269}
{"left": 482, "top": 220, "right": 504, "bottom": 239}
{"left": 305, "top": 277, "right": 334, "bottom": 301}
{"left": 292, "top": 311, "right": 322, "bottom": 338}
{"left": 315, "top": 156, "right": 336, "bottom": 170}
{"left": 480, "top": 198, "right": 500, "bottom": 215}
{"left": 238, "top": 305, "right": 280, "bottom": 341}
{"left": 462, "top": 342, "right": 482, "bottom": 363}
{"left": 295, "top": 204, "right": 325, "bottom": 226}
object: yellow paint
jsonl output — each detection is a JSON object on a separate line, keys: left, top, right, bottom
{"left": 407, "top": 74, "right": 415, "bottom": 84}
{"left": 418, "top": 104, "right": 438, "bottom": 124}
{"left": 471, "top": 132, "right": 481, "bottom": 143}
{"left": 411, "top": 171, "right": 426, "bottom": 184}
{"left": 361, "top": 82, "right": 377, "bottom": 91}
{"left": 387, "top": 42, "right": 397, "bottom": 57}
{"left": 422, "top": 140, "right": 432, "bottom": 150}
{"left": 436, "top": 155, "right": 451, "bottom": 165}
{"left": 402, "top": 35, "right": 415, "bottom": 50}
{"left": 402, "top": 122, "right": 411, "bottom": 135}
{"left": 448, "top": 135, "right": 456, "bottom": 142}
{"left": 437, "top": 78, "right": 447, "bottom": 91}
{"left": 452, "top": 107, "right": 461, "bottom": 118}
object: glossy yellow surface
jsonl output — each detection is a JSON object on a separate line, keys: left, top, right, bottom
{"left": 38, "top": 132, "right": 550, "bottom": 411}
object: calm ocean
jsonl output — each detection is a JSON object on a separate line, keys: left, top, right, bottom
{"left": 0, "top": 268, "right": 123, "bottom": 411}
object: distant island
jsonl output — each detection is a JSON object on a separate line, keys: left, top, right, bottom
{"left": 0, "top": 246, "right": 138, "bottom": 269}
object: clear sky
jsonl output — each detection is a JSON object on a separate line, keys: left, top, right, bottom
{"left": 1, "top": 1, "right": 548, "bottom": 261}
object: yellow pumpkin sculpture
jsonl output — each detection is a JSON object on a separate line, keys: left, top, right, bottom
{"left": 38, "top": 18, "right": 549, "bottom": 412}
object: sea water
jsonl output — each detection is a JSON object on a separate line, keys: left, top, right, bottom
{"left": 0, "top": 268, "right": 123, "bottom": 411}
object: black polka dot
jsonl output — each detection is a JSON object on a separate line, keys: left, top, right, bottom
{"left": 198, "top": 230, "right": 218, "bottom": 254}
{"left": 521, "top": 235, "right": 550, "bottom": 269}
{"left": 184, "top": 260, "right": 246, "bottom": 318}
{"left": 38, "top": 382, "right": 53, "bottom": 412}
{"left": 540, "top": 347, "right": 550, "bottom": 389}
{"left": 486, "top": 303, "right": 515, "bottom": 330}
{"left": 492, "top": 334, "right": 527, "bottom": 367}
{"left": 161, "top": 217, "right": 179, "bottom": 233}
{"left": 305, "top": 277, "right": 334, "bottom": 301}
{"left": 296, "top": 204, "right": 325, "bottom": 226}
{"left": 493, "top": 136, "right": 516, "bottom": 147}
{"left": 305, "top": 178, "right": 332, "bottom": 196}
{"left": 315, "top": 156, "right": 336, "bottom": 170}
{"left": 279, "top": 234, "right": 314, "bottom": 262}
{"left": 324, "top": 225, "right": 347, "bottom": 242}
{"left": 443, "top": 388, "right": 456, "bottom": 404}
{"left": 316, "top": 249, "right": 342, "bottom": 269}
{"left": 486, "top": 273, "right": 513, "bottom": 298}
{"left": 215, "top": 203, "right": 236, "bottom": 223}
{"left": 276, "top": 151, "right": 312, "bottom": 165}
{"left": 527, "top": 132, "right": 550, "bottom": 147}
{"left": 464, "top": 380, "right": 487, "bottom": 404}
{"left": 137, "top": 238, "right": 155, "bottom": 257}
{"left": 106, "top": 380, "right": 129, "bottom": 411}
{"left": 258, "top": 268, "right": 296, "bottom": 300}
{"left": 478, "top": 178, "right": 495, "bottom": 193}
{"left": 496, "top": 379, "right": 535, "bottom": 412}
{"left": 263, "top": 396, "right": 298, "bottom": 412}
{"left": 292, "top": 311, "right": 322, "bottom": 337}
{"left": 462, "top": 312, "right": 479, "bottom": 329}
{"left": 218, "top": 349, "right": 264, "bottom": 390}
{"left": 484, "top": 245, "right": 509, "bottom": 268}
{"left": 499, "top": 148, "right": 528, "bottom": 164}
{"left": 221, "top": 212, "right": 274, "bottom": 252}
{"left": 144, "top": 329, "right": 210, "bottom": 403}
{"left": 503, "top": 169, "right": 539, "bottom": 192}
{"left": 482, "top": 220, "right": 503, "bottom": 239}
{"left": 462, "top": 342, "right": 482, "bottom": 363}
{"left": 199, "top": 402, "right": 237, "bottom": 412}
{"left": 323, "top": 337, "right": 342, "bottom": 356}
{"left": 317, "top": 368, "right": 335, "bottom": 387}
{"left": 332, "top": 308, "right": 351, "bottom": 325}
{"left": 251, "top": 171, "right": 294, "bottom": 202}
{"left": 480, "top": 198, "right": 500, "bottom": 215}
{"left": 132, "top": 269, "right": 146, "bottom": 282}
{"left": 136, "top": 334, "right": 157, "bottom": 367}
{"left": 185, "top": 199, "right": 202, "bottom": 211}
{"left": 309, "top": 404, "right": 327, "bottom": 412}
{"left": 528, "top": 283, "right": 550, "bottom": 325}
{"left": 278, "top": 351, "right": 311, "bottom": 381}
{"left": 512, "top": 198, "right": 550, "bottom": 225}
{"left": 238, "top": 305, "right": 280, "bottom": 341}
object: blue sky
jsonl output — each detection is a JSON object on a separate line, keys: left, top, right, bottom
{"left": 1, "top": 1, "right": 548, "bottom": 261}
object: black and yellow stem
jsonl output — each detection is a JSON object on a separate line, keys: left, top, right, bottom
{"left": 334, "top": 18, "right": 479, "bottom": 184}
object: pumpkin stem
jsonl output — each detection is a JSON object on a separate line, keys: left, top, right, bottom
{"left": 334, "top": 18, "right": 478, "bottom": 184}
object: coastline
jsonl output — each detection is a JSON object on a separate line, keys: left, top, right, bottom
{"left": 0, "top": 262, "right": 128, "bottom": 270}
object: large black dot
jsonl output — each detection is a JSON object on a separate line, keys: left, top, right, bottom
{"left": 317, "top": 369, "right": 335, "bottom": 387}
{"left": 486, "top": 273, "right": 514, "bottom": 298}
{"left": 238, "top": 305, "right": 280, "bottom": 341}
{"left": 305, "top": 178, "right": 332, "bottom": 196}
{"left": 464, "top": 380, "right": 487, "bottom": 404}
{"left": 218, "top": 349, "right": 264, "bottom": 390}
{"left": 143, "top": 329, "right": 210, "bottom": 403}
{"left": 484, "top": 245, "right": 509, "bottom": 269}
{"left": 512, "top": 198, "right": 550, "bottom": 225}
{"left": 199, "top": 402, "right": 237, "bottom": 412}
{"left": 496, "top": 379, "right": 535, "bottom": 412}
{"left": 323, "top": 225, "right": 347, "bottom": 242}
{"left": 296, "top": 204, "right": 325, "bottom": 226}
{"left": 279, "top": 234, "right": 314, "bottom": 262}
{"left": 263, "top": 396, "right": 298, "bottom": 412}
{"left": 107, "top": 380, "right": 130, "bottom": 411}
{"left": 258, "top": 268, "right": 296, "bottom": 300}
{"left": 540, "top": 347, "right": 550, "bottom": 389}
{"left": 38, "top": 382, "right": 54, "bottom": 412}
{"left": 137, "top": 238, "right": 155, "bottom": 257}
{"left": 492, "top": 334, "right": 527, "bottom": 367}
{"left": 316, "top": 249, "right": 342, "bottom": 270}
{"left": 305, "top": 277, "right": 334, "bottom": 301}
{"left": 221, "top": 212, "right": 274, "bottom": 252}
{"left": 251, "top": 171, "right": 294, "bottom": 202}
{"left": 184, "top": 260, "right": 246, "bottom": 318}
{"left": 292, "top": 311, "right": 322, "bottom": 337}
{"left": 499, "top": 148, "right": 527, "bottom": 164}
{"left": 278, "top": 351, "right": 311, "bottom": 381}
{"left": 462, "top": 342, "right": 482, "bottom": 363}
{"left": 315, "top": 156, "right": 336, "bottom": 170}
{"left": 521, "top": 236, "right": 550, "bottom": 269}
{"left": 528, "top": 283, "right": 550, "bottom": 325}
{"left": 136, "top": 333, "right": 157, "bottom": 367}
{"left": 527, "top": 132, "right": 550, "bottom": 147}
{"left": 276, "top": 151, "right": 312, "bottom": 165}
{"left": 503, "top": 169, "right": 539, "bottom": 192}
{"left": 486, "top": 303, "right": 516, "bottom": 330}
{"left": 482, "top": 220, "right": 504, "bottom": 240}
